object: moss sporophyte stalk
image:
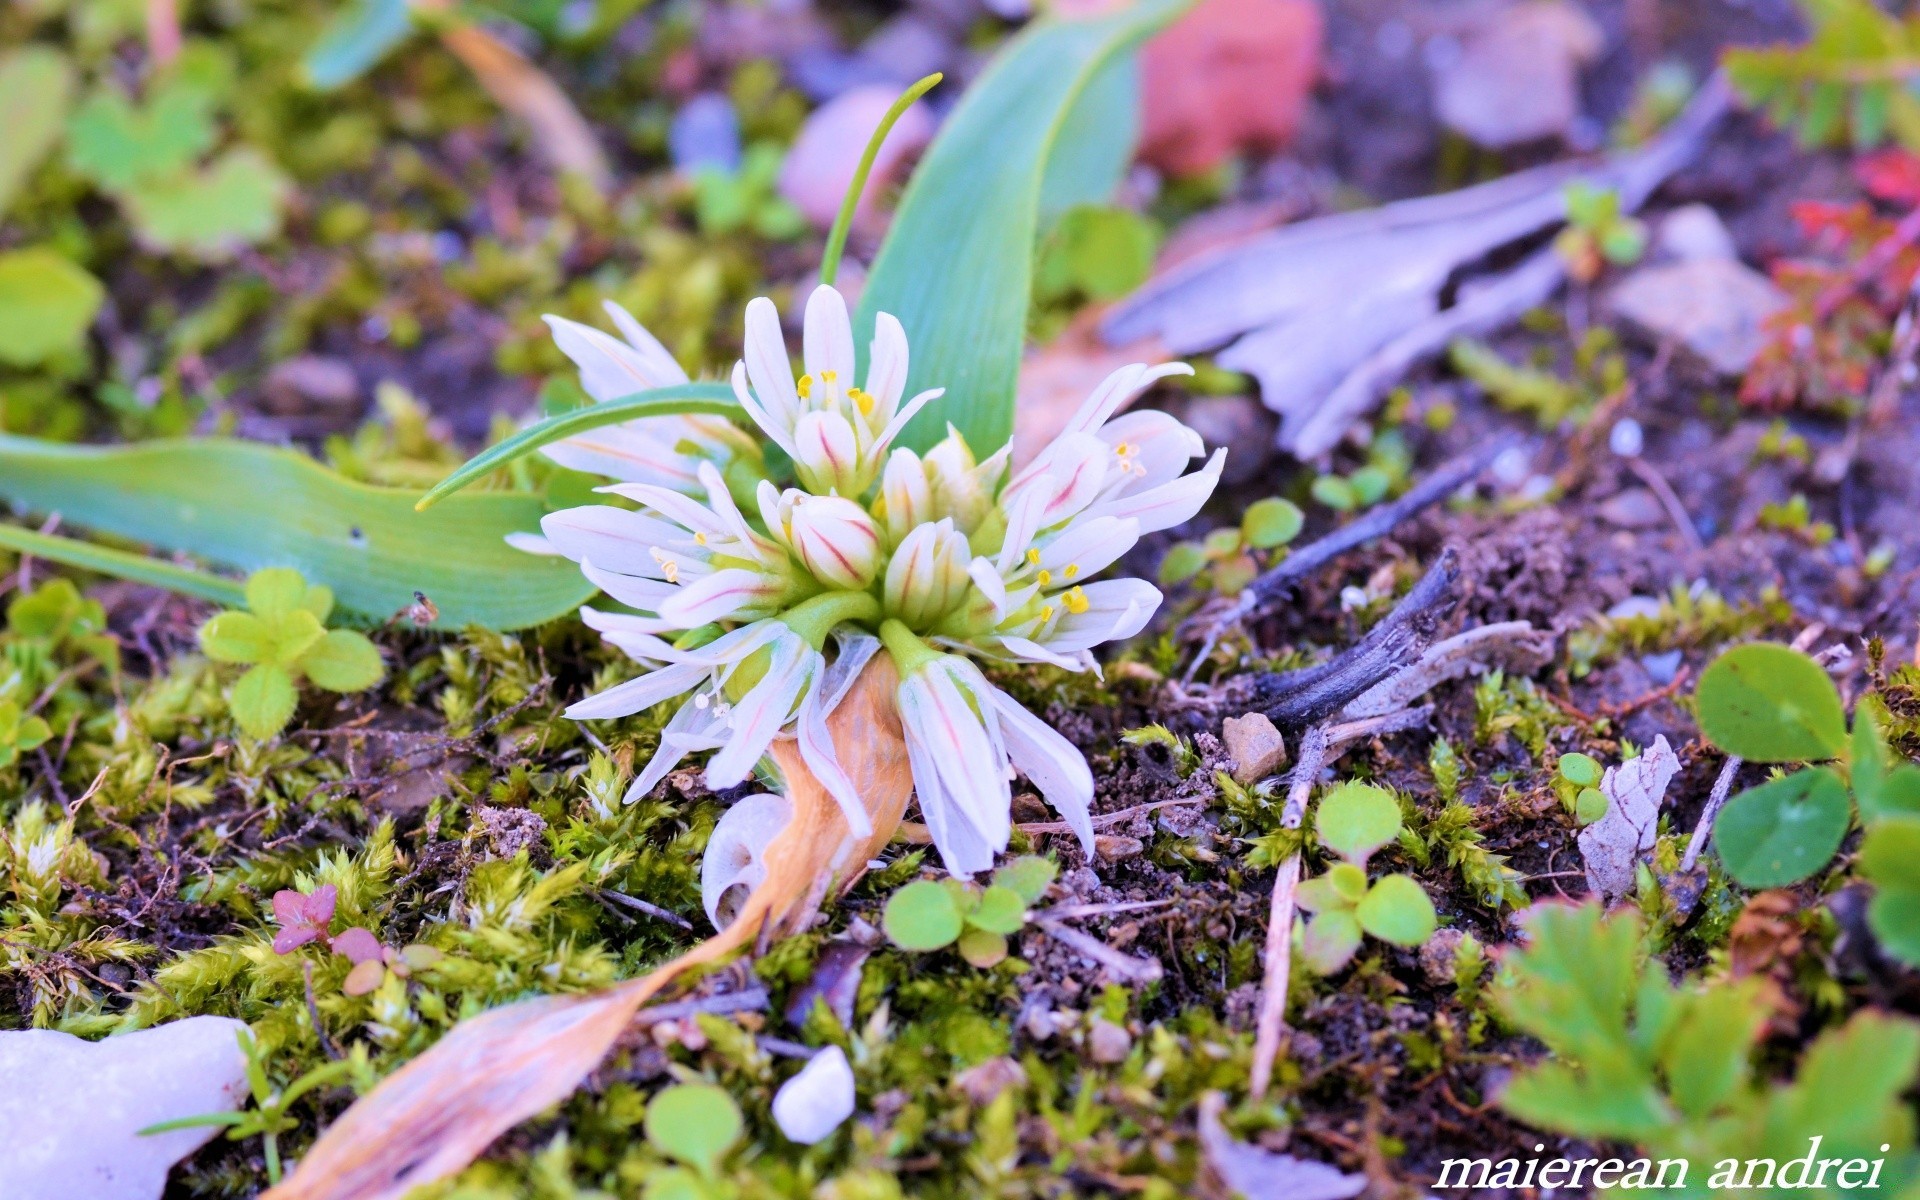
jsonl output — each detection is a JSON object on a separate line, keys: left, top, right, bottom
{"left": 525, "top": 282, "right": 1225, "bottom": 887}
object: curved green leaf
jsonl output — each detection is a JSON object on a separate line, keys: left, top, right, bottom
{"left": 1712, "top": 766, "right": 1852, "bottom": 888}
{"left": 1314, "top": 781, "right": 1403, "bottom": 865}
{"left": 0, "top": 523, "right": 245, "bottom": 608}
{"left": 1696, "top": 642, "right": 1847, "bottom": 762}
{"left": 305, "top": 0, "right": 415, "bottom": 89}
{"left": 0, "top": 435, "right": 592, "bottom": 629}
{"left": 1355, "top": 874, "right": 1438, "bottom": 947}
{"left": 413, "top": 382, "right": 741, "bottom": 509}
{"left": 854, "top": 0, "right": 1186, "bottom": 457}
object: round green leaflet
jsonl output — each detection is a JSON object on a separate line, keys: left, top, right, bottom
{"left": 1711, "top": 766, "right": 1852, "bottom": 887}
{"left": 883, "top": 879, "right": 964, "bottom": 950}
{"left": 1355, "top": 874, "right": 1438, "bottom": 947}
{"left": 1695, "top": 643, "right": 1847, "bottom": 763}
{"left": 1315, "top": 782, "right": 1403, "bottom": 864}
{"left": 644, "top": 1083, "right": 741, "bottom": 1177}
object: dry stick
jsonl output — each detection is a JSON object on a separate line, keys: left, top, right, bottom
{"left": 1250, "top": 723, "right": 1331, "bottom": 1100}
{"left": 1681, "top": 756, "right": 1743, "bottom": 874}
{"left": 1622, "top": 455, "right": 1706, "bottom": 556}
{"left": 1184, "top": 440, "right": 1507, "bottom": 684}
{"left": 1032, "top": 917, "right": 1164, "bottom": 985}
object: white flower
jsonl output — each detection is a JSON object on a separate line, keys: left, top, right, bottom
{"left": 771, "top": 1045, "right": 855, "bottom": 1145}
{"left": 764, "top": 490, "right": 884, "bottom": 591}
{"left": 732, "top": 285, "right": 942, "bottom": 497}
{"left": 542, "top": 300, "right": 759, "bottom": 493}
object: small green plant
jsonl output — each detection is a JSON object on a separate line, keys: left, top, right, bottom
{"left": 1296, "top": 782, "right": 1437, "bottom": 973}
{"left": 1034, "top": 205, "right": 1161, "bottom": 309}
{"left": 140, "top": 1028, "right": 365, "bottom": 1185}
{"left": 1757, "top": 493, "right": 1836, "bottom": 545}
{"left": 1495, "top": 903, "right": 1920, "bottom": 1180}
{"left": 1309, "top": 429, "right": 1414, "bottom": 513}
{"left": 882, "top": 856, "right": 1057, "bottom": 968}
{"left": 198, "top": 568, "right": 385, "bottom": 739}
{"left": 1725, "top": 0, "right": 1920, "bottom": 152}
{"left": 640, "top": 1083, "right": 744, "bottom": 1198}
{"left": 1554, "top": 752, "right": 1610, "bottom": 825}
{"left": 1554, "top": 182, "right": 1647, "bottom": 283}
{"left": 1158, "top": 496, "right": 1303, "bottom": 592}
{"left": 692, "top": 143, "right": 807, "bottom": 241}
{"left": 0, "top": 698, "right": 51, "bottom": 769}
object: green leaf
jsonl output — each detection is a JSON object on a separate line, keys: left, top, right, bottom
{"left": 0, "top": 48, "right": 75, "bottom": 218}
{"left": 957, "top": 928, "right": 1009, "bottom": 968}
{"left": 0, "top": 435, "right": 594, "bottom": 630}
{"left": 1310, "top": 475, "right": 1357, "bottom": 511}
{"left": 0, "top": 524, "right": 244, "bottom": 608}
{"left": 199, "top": 611, "right": 271, "bottom": 664}
{"left": 1712, "top": 766, "right": 1852, "bottom": 887}
{"left": 302, "top": 630, "right": 384, "bottom": 692}
{"left": 121, "top": 148, "right": 288, "bottom": 260}
{"left": 1558, "top": 752, "right": 1603, "bottom": 788}
{"left": 1575, "top": 787, "right": 1609, "bottom": 826}
{"left": 1240, "top": 498, "right": 1304, "bottom": 550}
{"left": 967, "top": 885, "right": 1028, "bottom": 934}
{"left": 67, "top": 83, "right": 216, "bottom": 191}
{"left": 1314, "top": 782, "right": 1402, "bottom": 865}
{"left": 14, "top": 715, "right": 50, "bottom": 753}
{"left": 1852, "top": 704, "right": 1920, "bottom": 822}
{"left": 1156, "top": 540, "right": 1209, "bottom": 585}
{"left": 1354, "top": 874, "right": 1437, "bottom": 947}
{"left": 1300, "top": 909, "right": 1362, "bottom": 975}
{"left": 991, "top": 855, "right": 1056, "bottom": 905}
{"left": 1034, "top": 205, "right": 1160, "bottom": 303}
{"left": 1861, "top": 816, "right": 1920, "bottom": 967}
{"left": 1037, "top": 52, "right": 1139, "bottom": 223}
{"left": 247, "top": 567, "right": 312, "bottom": 618}
{"left": 0, "top": 248, "right": 104, "bottom": 367}
{"left": 414, "top": 383, "right": 741, "bottom": 509}
{"left": 883, "top": 880, "right": 964, "bottom": 950}
{"left": 1327, "top": 862, "right": 1368, "bottom": 904}
{"left": 1695, "top": 643, "right": 1847, "bottom": 762}
{"left": 1661, "top": 977, "right": 1768, "bottom": 1119}
{"left": 644, "top": 1083, "right": 741, "bottom": 1177}
{"left": 305, "top": 0, "right": 414, "bottom": 89}
{"left": 853, "top": 0, "right": 1187, "bottom": 457}
{"left": 231, "top": 663, "right": 298, "bottom": 739}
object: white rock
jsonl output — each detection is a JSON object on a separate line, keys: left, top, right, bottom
{"left": 771, "top": 1045, "right": 856, "bottom": 1145}
{"left": 1431, "top": 1, "right": 1604, "bottom": 148}
{"left": 1607, "top": 257, "right": 1789, "bottom": 375}
{"left": 1657, "top": 203, "right": 1738, "bottom": 262}
{"left": 0, "top": 1017, "right": 251, "bottom": 1200}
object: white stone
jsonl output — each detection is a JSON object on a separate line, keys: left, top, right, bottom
{"left": 1657, "top": 203, "right": 1738, "bottom": 262}
{"left": 1431, "top": 1, "right": 1604, "bottom": 148}
{"left": 1223, "top": 713, "right": 1288, "bottom": 785}
{"left": 1607, "top": 257, "right": 1789, "bottom": 375}
{"left": 0, "top": 1017, "right": 251, "bottom": 1200}
{"left": 771, "top": 1045, "right": 855, "bottom": 1145}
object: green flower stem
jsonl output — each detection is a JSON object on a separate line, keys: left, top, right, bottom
{"left": 781, "top": 591, "right": 880, "bottom": 651}
{"left": 818, "top": 72, "right": 942, "bottom": 288}
{"left": 878, "top": 618, "right": 942, "bottom": 678}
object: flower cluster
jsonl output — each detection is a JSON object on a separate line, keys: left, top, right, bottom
{"left": 531, "top": 285, "right": 1223, "bottom": 881}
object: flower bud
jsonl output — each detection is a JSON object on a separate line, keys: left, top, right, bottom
{"left": 884, "top": 519, "right": 972, "bottom": 628}
{"left": 792, "top": 410, "right": 869, "bottom": 497}
{"left": 924, "top": 431, "right": 1004, "bottom": 534}
{"left": 881, "top": 448, "right": 934, "bottom": 544}
{"left": 786, "top": 495, "right": 883, "bottom": 590}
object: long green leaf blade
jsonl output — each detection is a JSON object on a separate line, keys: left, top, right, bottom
{"left": 414, "top": 382, "right": 742, "bottom": 510}
{"left": 853, "top": 0, "right": 1185, "bottom": 457}
{"left": 0, "top": 523, "right": 245, "bottom": 607}
{"left": 0, "top": 435, "right": 591, "bottom": 629}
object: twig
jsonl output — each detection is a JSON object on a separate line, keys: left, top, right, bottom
{"left": 1184, "top": 444, "right": 1504, "bottom": 682}
{"left": 1015, "top": 798, "right": 1204, "bottom": 835}
{"left": 1323, "top": 704, "right": 1434, "bottom": 753}
{"left": 1250, "top": 548, "right": 1462, "bottom": 727}
{"left": 1250, "top": 723, "right": 1330, "bottom": 1100}
{"left": 598, "top": 889, "right": 695, "bottom": 931}
{"left": 1680, "top": 756, "right": 1742, "bottom": 874}
{"left": 1622, "top": 456, "right": 1706, "bottom": 555}
{"left": 631, "top": 986, "right": 770, "bottom": 1028}
{"left": 303, "top": 961, "right": 343, "bottom": 1062}
{"left": 1030, "top": 899, "right": 1176, "bottom": 921}
{"left": 1031, "top": 918, "right": 1164, "bottom": 985}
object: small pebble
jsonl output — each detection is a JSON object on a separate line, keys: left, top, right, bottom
{"left": 1087, "top": 1017, "right": 1133, "bottom": 1064}
{"left": 1222, "top": 713, "right": 1288, "bottom": 785}
{"left": 1608, "top": 417, "right": 1645, "bottom": 458}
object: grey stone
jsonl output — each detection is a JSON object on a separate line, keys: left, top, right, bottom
{"left": 1607, "top": 257, "right": 1789, "bottom": 375}
{"left": 0, "top": 1017, "right": 250, "bottom": 1200}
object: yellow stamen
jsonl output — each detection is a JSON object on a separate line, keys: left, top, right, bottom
{"left": 694, "top": 532, "right": 708, "bottom": 545}
{"left": 650, "top": 548, "right": 680, "bottom": 584}
{"left": 1064, "top": 564, "right": 1080, "bottom": 580}
{"left": 850, "top": 386, "right": 874, "bottom": 415}
{"left": 1064, "top": 586, "right": 1089, "bottom": 614}
{"left": 797, "top": 374, "right": 814, "bottom": 399}
{"left": 1025, "top": 548, "right": 1041, "bottom": 567}
{"left": 820, "top": 369, "right": 838, "bottom": 382}
{"left": 1035, "top": 570, "right": 1051, "bottom": 586}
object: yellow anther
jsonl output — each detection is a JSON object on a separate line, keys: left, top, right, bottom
{"left": 820, "top": 369, "right": 838, "bottom": 382}
{"left": 1025, "top": 548, "right": 1041, "bottom": 567}
{"left": 650, "top": 548, "right": 680, "bottom": 584}
{"left": 1064, "top": 563, "right": 1080, "bottom": 579}
{"left": 694, "top": 532, "right": 708, "bottom": 545}
{"left": 1063, "top": 586, "right": 1090, "bottom": 614}
{"left": 797, "top": 374, "right": 814, "bottom": 399}
{"left": 1040, "top": 605, "right": 1056, "bottom": 622}
{"left": 1035, "top": 570, "right": 1052, "bottom": 586}
{"left": 850, "top": 386, "right": 874, "bottom": 415}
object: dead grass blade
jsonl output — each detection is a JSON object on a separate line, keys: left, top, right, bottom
{"left": 435, "top": 23, "right": 612, "bottom": 189}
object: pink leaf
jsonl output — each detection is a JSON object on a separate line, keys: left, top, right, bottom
{"left": 333, "top": 927, "right": 384, "bottom": 965}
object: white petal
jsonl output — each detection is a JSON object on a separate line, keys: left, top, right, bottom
{"left": 987, "top": 685, "right": 1095, "bottom": 856}
{"left": 624, "top": 698, "right": 725, "bottom": 804}
{"left": 705, "top": 641, "right": 814, "bottom": 787}
{"left": 798, "top": 682, "right": 871, "bottom": 837}
{"left": 871, "top": 386, "right": 943, "bottom": 457}
{"left": 505, "top": 531, "right": 560, "bottom": 556}
{"left": 743, "top": 296, "right": 800, "bottom": 427}
{"left": 793, "top": 411, "right": 862, "bottom": 490}
{"left": 866, "top": 311, "right": 910, "bottom": 413}
{"left": 601, "top": 301, "right": 689, "bottom": 384}
{"left": 541, "top": 506, "right": 686, "bottom": 574}
{"left": 1064, "top": 361, "right": 1194, "bottom": 440}
{"left": 1035, "top": 516, "right": 1141, "bottom": 579}
{"left": 1083, "top": 447, "right": 1225, "bottom": 535}
{"left": 733, "top": 360, "right": 798, "bottom": 457}
{"left": 701, "top": 792, "right": 791, "bottom": 930}
{"left": 657, "top": 567, "right": 779, "bottom": 627}
{"left": 772, "top": 1045, "right": 856, "bottom": 1145}
{"left": 992, "top": 635, "right": 1087, "bottom": 671}
{"left": 1096, "top": 409, "right": 1205, "bottom": 492}
{"left": 904, "top": 729, "right": 997, "bottom": 877}
{"left": 543, "top": 314, "right": 680, "bottom": 403}
{"left": 541, "top": 425, "right": 700, "bottom": 491}
{"left": 1045, "top": 578, "right": 1162, "bottom": 651}
{"left": 566, "top": 663, "right": 708, "bottom": 720}
{"left": 802, "top": 285, "right": 856, "bottom": 381}
{"left": 580, "top": 561, "right": 678, "bottom": 611}
{"left": 967, "top": 558, "right": 1010, "bottom": 620}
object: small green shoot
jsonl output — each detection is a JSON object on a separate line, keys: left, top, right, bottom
{"left": 1296, "top": 782, "right": 1437, "bottom": 973}
{"left": 198, "top": 568, "right": 385, "bottom": 739}
{"left": 1159, "top": 496, "right": 1303, "bottom": 592}
{"left": 1554, "top": 182, "right": 1647, "bottom": 283}
{"left": 882, "top": 856, "right": 1057, "bottom": 968}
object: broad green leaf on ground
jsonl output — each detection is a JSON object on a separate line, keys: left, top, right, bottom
{"left": 0, "top": 248, "right": 104, "bottom": 367}
{"left": 1861, "top": 816, "right": 1920, "bottom": 967}
{"left": 67, "top": 82, "right": 217, "bottom": 191}
{"left": 1712, "top": 766, "right": 1852, "bottom": 887}
{"left": 414, "top": 383, "right": 742, "bottom": 508}
{"left": 883, "top": 880, "right": 963, "bottom": 950}
{"left": 0, "top": 48, "right": 75, "bottom": 217}
{"left": 305, "top": 0, "right": 414, "bottom": 88}
{"left": 644, "top": 1083, "right": 741, "bottom": 1177}
{"left": 1314, "top": 782, "right": 1402, "bottom": 865}
{"left": 1695, "top": 643, "right": 1847, "bottom": 762}
{"left": 0, "top": 435, "right": 593, "bottom": 629}
{"left": 854, "top": 0, "right": 1187, "bottom": 458}
{"left": 0, "top": 523, "right": 244, "bottom": 607}
{"left": 121, "top": 149, "right": 288, "bottom": 259}
{"left": 1354, "top": 874, "right": 1436, "bottom": 946}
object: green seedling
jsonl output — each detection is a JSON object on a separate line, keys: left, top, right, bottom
{"left": 198, "top": 568, "right": 385, "bottom": 740}
{"left": 883, "top": 856, "right": 1057, "bottom": 968}
{"left": 642, "top": 1082, "right": 743, "bottom": 1197}
{"left": 1554, "top": 182, "right": 1647, "bottom": 283}
{"left": 1758, "top": 493, "right": 1836, "bottom": 545}
{"left": 1726, "top": 0, "right": 1920, "bottom": 151}
{"left": 1310, "top": 428, "right": 1415, "bottom": 512}
{"left": 1554, "top": 752, "right": 1610, "bottom": 825}
{"left": 1158, "top": 496, "right": 1303, "bottom": 592}
{"left": 1296, "top": 782, "right": 1438, "bottom": 974}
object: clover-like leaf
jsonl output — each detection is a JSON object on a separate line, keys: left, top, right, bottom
{"left": 883, "top": 879, "right": 964, "bottom": 950}
{"left": 199, "top": 611, "right": 272, "bottom": 664}
{"left": 0, "top": 247, "right": 104, "bottom": 368}
{"left": 121, "top": 148, "right": 288, "bottom": 260}
{"left": 1241, "top": 498, "right": 1304, "bottom": 550}
{"left": 231, "top": 662, "right": 298, "bottom": 739}
{"left": 1327, "top": 861, "right": 1369, "bottom": 905}
{"left": 266, "top": 608, "right": 327, "bottom": 667}
{"left": 1314, "top": 782, "right": 1402, "bottom": 865}
{"left": 1852, "top": 704, "right": 1920, "bottom": 823}
{"left": 991, "top": 855, "right": 1057, "bottom": 905}
{"left": 966, "top": 884, "right": 1028, "bottom": 935}
{"left": 67, "top": 82, "right": 216, "bottom": 192}
{"left": 301, "top": 629, "right": 384, "bottom": 692}
{"left": 1558, "top": 752, "right": 1603, "bottom": 788}
{"left": 1695, "top": 643, "right": 1846, "bottom": 762}
{"left": 1300, "top": 909, "right": 1363, "bottom": 975}
{"left": 1712, "top": 766, "right": 1852, "bottom": 887}
{"left": 1354, "top": 874, "right": 1438, "bottom": 947}
{"left": 957, "top": 928, "right": 1009, "bottom": 968}
{"left": 246, "top": 567, "right": 312, "bottom": 619}
{"left": 644, "top": 1083, "right": 741, "bottom": 1177}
